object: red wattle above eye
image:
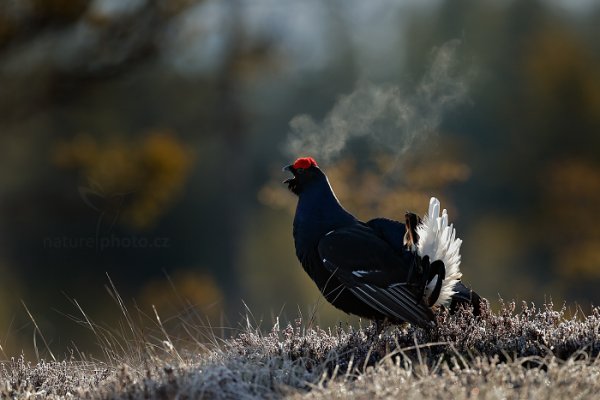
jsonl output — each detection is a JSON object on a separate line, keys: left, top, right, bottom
{"left": 293, "top": 157, "right": 318, "bottom": 169}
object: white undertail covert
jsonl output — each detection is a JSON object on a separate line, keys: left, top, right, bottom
{"left": 416, "top": 197, "right": 462, "bottom": 306}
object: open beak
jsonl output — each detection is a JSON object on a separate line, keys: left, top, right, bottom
{"left": 282, "top": 165, "right": 295, "bottom": 184}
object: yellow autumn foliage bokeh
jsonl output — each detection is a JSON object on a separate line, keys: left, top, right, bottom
{"left": 543, "top": 160, "right": 600, "bottom": 278}
{"left": 53, "top": 132, "right": 194, "bottom": 229}
{"left": 138, "top": 270, "right": 223, "bottom": 321}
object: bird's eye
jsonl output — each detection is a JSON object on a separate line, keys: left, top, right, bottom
{"left": 296, "top": 168, "right": 305, "bottom": 174}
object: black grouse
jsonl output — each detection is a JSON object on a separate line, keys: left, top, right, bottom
{"left": 284, "top": 156, "right": 481, "bottom": 328}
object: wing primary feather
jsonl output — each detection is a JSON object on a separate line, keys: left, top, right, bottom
{"left": 382, "top": 287, "right": 432, "bottom": 324}
{"left": 389, "top": 285, "right": 419, "bottom": 306}
{"left": 355, "top": 285, "right": 432, "bottom": 327}
{"left": 353, "top": 287, "right": 405, "bottom": 320}
{"left": 386, "top": 286, "right": 418, "bottom": 309}
{"left": 363, "top": 284, "right": 409, "bottom": 313}
{"left": 349, "top": 287, "right": 389, "bottom": 316}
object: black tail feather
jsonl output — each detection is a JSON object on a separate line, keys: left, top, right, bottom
{"left": 427, "top": 260, "right": 445, "bottom": 307}
{"left": 450, "top": 281, "right": 483, "bottom": 316}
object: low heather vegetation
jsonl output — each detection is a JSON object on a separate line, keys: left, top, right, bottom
{"left": 2, "top": 301, "right": 600, "bottom": 399}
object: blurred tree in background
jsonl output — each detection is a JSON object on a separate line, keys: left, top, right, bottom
{"left": 54, "top": 132, "right": 194, "bottom": 229}
{"left": 0, "top": 0, "right": 599, "bottom": 358}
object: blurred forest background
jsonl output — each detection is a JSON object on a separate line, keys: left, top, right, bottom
{"left": 1, "top": 0, "right": 599, "bottom": 358}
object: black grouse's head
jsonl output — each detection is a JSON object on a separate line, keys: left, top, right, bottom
{"left": 283, "top": 157, "right": 322, "bottom": 195}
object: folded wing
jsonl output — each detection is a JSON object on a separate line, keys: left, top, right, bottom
{"left": 317, "top": 224, "right": 435, "bottom": 328}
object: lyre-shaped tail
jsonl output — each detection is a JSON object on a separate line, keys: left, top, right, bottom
{"left": 416, "top": 197, "right": 462, "bottom": 306}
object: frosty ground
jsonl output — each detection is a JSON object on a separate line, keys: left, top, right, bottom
{"left": 2, "top": 301, "right": 600, "bottom": 399}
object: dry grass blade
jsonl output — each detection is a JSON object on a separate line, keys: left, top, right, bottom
{"left": 21, "top": 301, "right": 56, "bottom": 362}
{"left": 1, "top": 299, "right": 600, "bottom": 399}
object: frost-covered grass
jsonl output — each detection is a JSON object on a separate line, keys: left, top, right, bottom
{"left": 2, "top": 301, "right": 600, "bottom": 399}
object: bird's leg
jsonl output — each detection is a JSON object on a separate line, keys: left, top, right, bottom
{"left": 368, "top": 318, "right": 390, "bottom": 339}
{"left": 370, "top": 318, "right": 390, "bottom": 338}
